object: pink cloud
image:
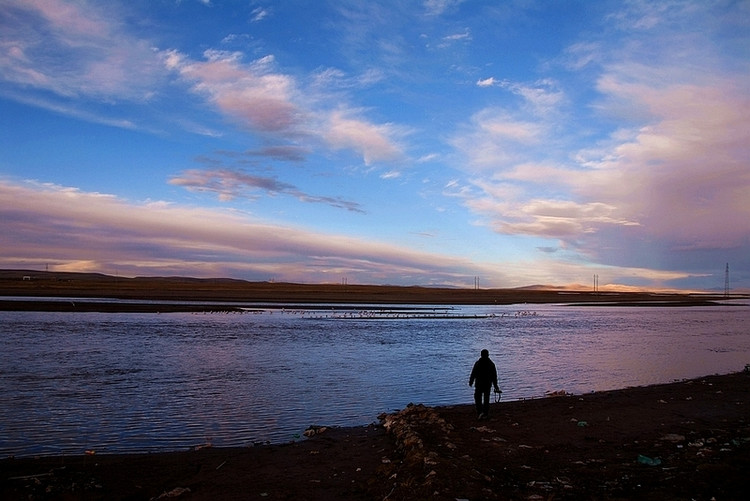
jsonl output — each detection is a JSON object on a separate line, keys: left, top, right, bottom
{"left": 170, "top": 51, "right": 303, "bottom": 134}
{"left": 1, "top": 0, "right": 164, "bottom": 100}
{"left": 463, "top": 73, "right": 750, "bottom": 254}
{"left": 323, "top": 110, "right": 404, "bottom": 165}
{"left": 166, "top": 50, "right": 404, "bottom": 164}
{"left": 0, "top": 180, "right": 476, "bottom": 284}
{"left": 18, "top": 0, "right": 110, "bottom": 39}
{"left": 451, "top": 34, "right": 750, "bottom": 284}
{"left": 587, "top": 75, "right": 750, "bottom": 250}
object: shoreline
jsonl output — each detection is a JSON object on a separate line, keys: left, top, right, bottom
{"left": 0, "top": 298, "right": 740, "bottom": 313}
{"left": 3, "top": 371, "right": 749, "bottom": 500}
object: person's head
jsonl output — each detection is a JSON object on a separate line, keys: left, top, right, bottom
{"left": 481, "top": 349, "right": 489, "bottom": 358}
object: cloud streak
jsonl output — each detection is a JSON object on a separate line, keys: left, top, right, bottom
{"left": 169, "top": 168, "right": 366, "bottom": 213}
{"left": 0, "top": 180, "right": 482, "bottom": 284}
{"left": 2, "top": 178, "right": 709, "bottom": 288}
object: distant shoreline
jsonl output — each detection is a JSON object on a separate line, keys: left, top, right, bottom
{"left": 1, "top": 269, "right": 745, "bottom": 312}
{"left": 0, "top": 298, "right": 739, "bottom": 313}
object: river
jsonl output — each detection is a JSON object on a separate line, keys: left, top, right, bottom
{"left": 1, "top": 302, "right": 748, "bottom": 457}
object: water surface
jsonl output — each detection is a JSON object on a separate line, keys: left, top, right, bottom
{"left": 1, "top": 303, "right": 749, "bottom": 457}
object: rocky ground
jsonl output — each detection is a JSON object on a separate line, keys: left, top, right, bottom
{"left": 2, "top": 371, "right": 749, "bottom": 500}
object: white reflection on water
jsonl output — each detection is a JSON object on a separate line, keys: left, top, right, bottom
{"left": 1, "top": 303, "right": 749, "bottom": 456}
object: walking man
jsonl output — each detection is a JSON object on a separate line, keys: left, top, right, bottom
{"left": 469, "top": 349, "right": 501, "bottom": 419}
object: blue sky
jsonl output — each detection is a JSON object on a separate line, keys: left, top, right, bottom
{"left": 1, "top": 0, "right": 749, "bottom": 290}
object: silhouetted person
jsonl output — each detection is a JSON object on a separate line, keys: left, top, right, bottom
{"left": 469, "top": 349, "right": 500, "bottom": 419}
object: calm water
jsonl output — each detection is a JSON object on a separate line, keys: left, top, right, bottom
{"left": 2, "top": 302, "right": 749, "bottom": 457}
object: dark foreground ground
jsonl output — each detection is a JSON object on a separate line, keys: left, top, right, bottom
{"left": 2, "top": 371, "right": 749, "bottom": 500}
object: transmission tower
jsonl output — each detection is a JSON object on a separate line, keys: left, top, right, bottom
{"left": 724, "top": 263, "right": 729, "bottom": 297}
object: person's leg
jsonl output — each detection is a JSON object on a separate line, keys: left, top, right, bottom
{"left": 482, "top": 389, "right": 491, "bottom": 416}
{"left": 474, "top": 388, "right": 483, "bottom": 416}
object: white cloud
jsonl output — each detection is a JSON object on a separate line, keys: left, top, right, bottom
{"left": 476, "top": 77, "right": 498, "bottom": 87}
{"left": 311, "top": 67, "right": 385, "bottom": 90}
{"left": 251, "top": 7, "right": 270, "bottom": 22}
{"left": 476, "top": 77, "right": 564, "bottom": 116}
{"left": 452, "top": 108, "right": 547, "bottom": 171}
{"left": 424, "top": 0, "right": 465, "bottom": 16}
{"left": 380, "top": 170, "right": 401, "bottom": 180}
{"left": 439, "top": 29, "right": 471, "bottom": 47}
{"left": 562, "top": 42, "right": 602, "bottom": 70}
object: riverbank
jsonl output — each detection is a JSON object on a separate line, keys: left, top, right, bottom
{"left": 2, "top": 371, "right": 748, "bottom": 500}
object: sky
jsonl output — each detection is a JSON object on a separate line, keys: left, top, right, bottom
{"left": 1, "top": 0, "right": 749, "bottom": 291}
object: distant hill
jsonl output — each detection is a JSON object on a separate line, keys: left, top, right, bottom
{"left": 1, "top": 269, "right": 745, "bottom": 308}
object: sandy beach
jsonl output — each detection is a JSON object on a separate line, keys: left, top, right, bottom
{"left": 2, "top": 371, "right": 749, "bottom": 500}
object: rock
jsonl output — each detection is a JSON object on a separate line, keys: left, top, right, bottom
{"left": 303, "top": 425, "right": 328, "bottom": 437}
{"left": 153, "top": 486, "right": 191, "bottom": 499}
{"left": 378, "top": 404, "right": 457, "bottom": 493}
{"left": 660, "top": 433, "right": 686, "bottom": 443}
{"left": 636, "top": 454, "right": 662, "bottom": 466}
{"left": 380, "top": 403, "right": 452, "bottom": 455}
{"left": 473, "top": 425, "right": 496, "bottom": 433}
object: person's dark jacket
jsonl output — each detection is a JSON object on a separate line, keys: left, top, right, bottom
{"left": 469, "top": 356, "right": 498, "bottom": 391}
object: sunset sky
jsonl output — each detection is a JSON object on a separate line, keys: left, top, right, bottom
{"left": 1, "top": 0, "right": 748, "bottom": 290}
